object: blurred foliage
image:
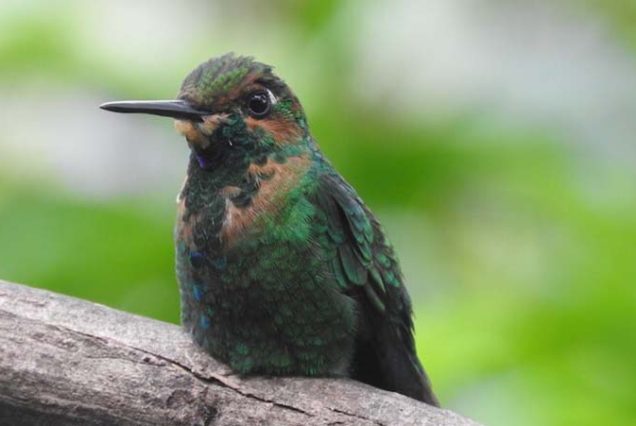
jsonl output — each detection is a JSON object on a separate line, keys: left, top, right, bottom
{"left": 583, "top": 0, "right": 636, "bottom": 50}
{"left": 1, "top": 1, "right": 635, "bottom": 425}
{"left": 0, "top": 181, "right": 179, "bottom": 322}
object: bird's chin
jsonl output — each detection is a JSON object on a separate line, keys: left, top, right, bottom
{"left": 175, "top": 120, "right": 211, "bottom": 149}
{"left": 175, "top": 114, "right": 229, "bottom": 148}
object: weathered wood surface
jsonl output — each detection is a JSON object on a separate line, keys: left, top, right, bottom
{"left": 0, "top": 280, "right": 480, "bottom": 425}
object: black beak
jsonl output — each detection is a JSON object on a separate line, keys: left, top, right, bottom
{"left": 99, "top": 100, "right": 210, "bottom": 121}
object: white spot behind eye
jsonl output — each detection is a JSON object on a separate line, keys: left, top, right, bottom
{"left": 266, "top": 88, "right": 277, "bottom": 105}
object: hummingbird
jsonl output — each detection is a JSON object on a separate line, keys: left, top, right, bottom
{"left": 100, "top": 53, "right": 438, "bottom": 405}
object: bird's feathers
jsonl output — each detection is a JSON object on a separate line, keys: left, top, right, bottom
{"left": 310, "top": 167, "right": 438, "bottom": 405}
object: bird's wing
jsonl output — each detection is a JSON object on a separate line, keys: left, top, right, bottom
{"left": 313, "top": 172, "right": 403, "bottom": 314}
{"left": 310, "top": 170, "right": 439, "bottom": 405}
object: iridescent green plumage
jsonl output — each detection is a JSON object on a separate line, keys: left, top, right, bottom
{"left": 101, "top": 53, "right": 438, "bottom": 405}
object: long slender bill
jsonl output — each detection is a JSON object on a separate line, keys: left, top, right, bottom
{"left": 100, "top": 100, "right": 210, "bottom": 121}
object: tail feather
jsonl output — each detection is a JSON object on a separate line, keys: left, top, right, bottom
{"left": 352, "top": 323, "right": 439, "bottom": 406}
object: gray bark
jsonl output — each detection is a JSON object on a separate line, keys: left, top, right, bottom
{"left": 0, "top": 280, "right": 480, "bottom": 426}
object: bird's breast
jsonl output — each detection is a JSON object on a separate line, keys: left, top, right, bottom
{"left": 218, "top": 154, "right": 311, "bottom": 248}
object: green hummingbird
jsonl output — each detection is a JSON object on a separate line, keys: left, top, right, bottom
{"left": 100, "top": 53, "right": 438, "bottom": 405}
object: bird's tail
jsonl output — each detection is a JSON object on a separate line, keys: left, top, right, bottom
{"left": 353, "top": 322, "right": 439, "bottom": 406}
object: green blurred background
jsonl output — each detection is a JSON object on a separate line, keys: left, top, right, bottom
{"left": 1, "top": 1, "right": 635, "bottom": 424}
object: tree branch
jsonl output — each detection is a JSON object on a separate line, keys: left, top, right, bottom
{"left": 0, "top": 280, "right": 480, "bottom": 426}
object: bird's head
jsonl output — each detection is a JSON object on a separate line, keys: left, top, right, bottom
{"left": 101, "top": 53, "right": 309, "bottom": 170}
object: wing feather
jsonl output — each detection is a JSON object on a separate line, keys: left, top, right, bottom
{"left": 310, "top": 170, "right": 438, "bottom": 405}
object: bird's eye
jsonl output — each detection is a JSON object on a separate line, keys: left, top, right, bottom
{"left": 246, "top": 91, "right": 271, "bottom": 118}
